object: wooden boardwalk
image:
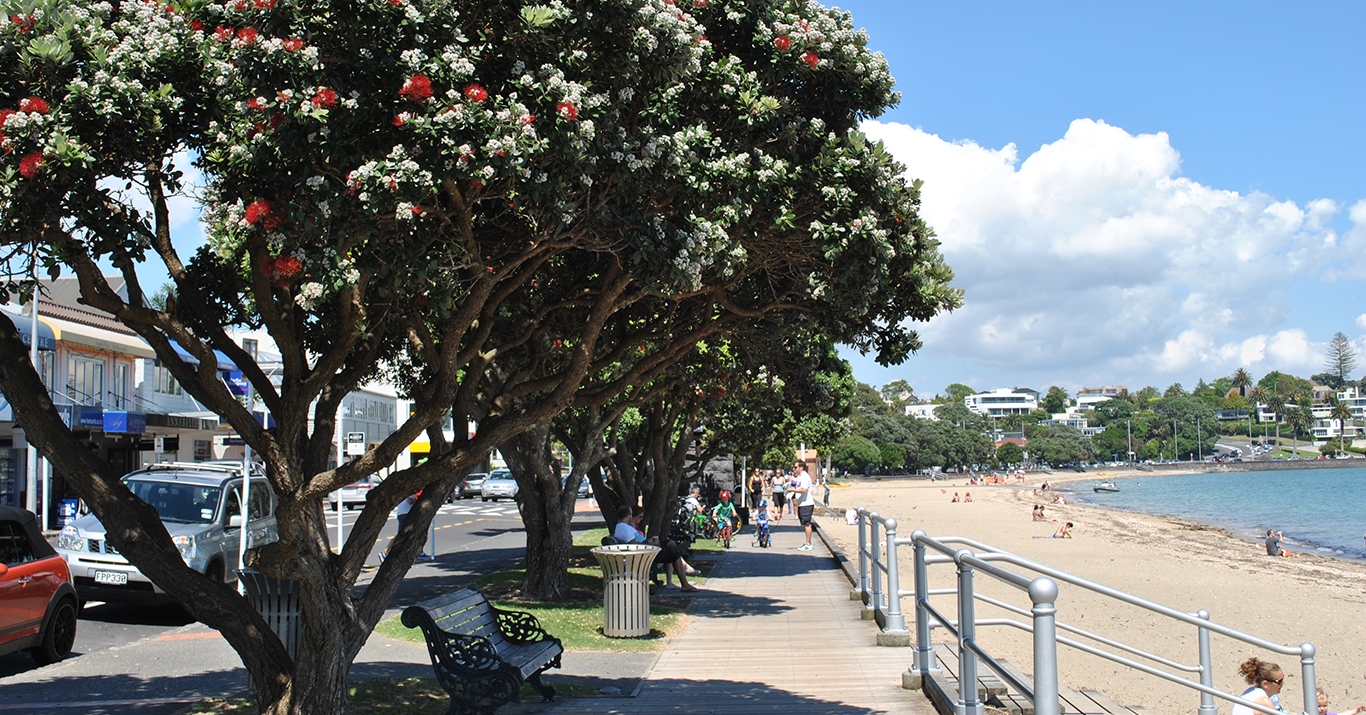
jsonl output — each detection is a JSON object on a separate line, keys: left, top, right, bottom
{"left": 541, "top": 520, "right": 938, "bottom": 714}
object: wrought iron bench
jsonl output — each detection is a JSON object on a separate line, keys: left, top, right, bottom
{"left": 401, "top": 588, "right": 563, "bottom": 714}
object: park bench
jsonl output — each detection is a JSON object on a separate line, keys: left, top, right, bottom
{"left": 401, "top": 588, "right": 563, "bottom": 714}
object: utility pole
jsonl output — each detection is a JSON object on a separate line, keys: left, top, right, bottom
{"left": 1127, "top": 420, "right": 1132, "bottom": 463}
{"left": 1172, "top": 418, "right": 1178, "bottom": 462}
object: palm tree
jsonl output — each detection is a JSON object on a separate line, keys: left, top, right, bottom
{"left": 1231, "top": 368, "right": 1253, "bottom": 398}
{"left": 1247, "top": 385, "right": 1269, "bottom": 443}
{"left": 1329, "top": 397, "right": 1354, "bottom": 457}
{"left": 1264, "top": 391, "right": 1285, "bottom": 450}
{"left": 1286, "top": 405, "right": 1312, "bottom": 457}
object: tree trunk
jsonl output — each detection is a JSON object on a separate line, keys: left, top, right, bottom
{"left": 503, "top": 425, "right": 581, "bottom": 600}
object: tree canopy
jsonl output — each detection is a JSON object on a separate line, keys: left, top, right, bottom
{"left": 0, "top": 1, "right": 961, "bottom": 712}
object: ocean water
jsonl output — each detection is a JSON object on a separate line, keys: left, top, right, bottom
{"left": 1065, "top": 468, "right": 1366, "bottom": 561}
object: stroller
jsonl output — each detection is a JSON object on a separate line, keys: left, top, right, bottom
{"left": 752, "top": 500, "right": 772, "bottom": 548}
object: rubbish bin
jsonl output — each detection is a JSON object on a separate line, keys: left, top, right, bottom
{"left": 591, "top": 544, "right": 660, "bottom": 637}
{"left": 236, "top": 570, "right": 301, "bottom": 690}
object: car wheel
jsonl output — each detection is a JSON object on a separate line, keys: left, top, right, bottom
{"left": 482, "top": 497, "right": 489, "bottom": 502}
{"left": 206, "top": 560, "right": 225, "bottom": 584}
{"left": 31, "top": 598, "right": 78, "bottom": 665}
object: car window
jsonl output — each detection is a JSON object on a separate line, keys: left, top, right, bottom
{"left": 225, "top": 480, "right": 272, "bottom": 521}
{"left": 127, "top": 480, "right": 224, "bottom": 524}
{"left": 0, "top": 520, "right": 36, "bottom": 566}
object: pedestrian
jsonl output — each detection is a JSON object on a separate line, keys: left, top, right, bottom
{"left": 771, "top": 472, "right": 786, "bottom": 520}
{"left": 749, "top": 469, "right": 764, "bottom": 511}
{"left": 791, "top": 461, "right": 817, "bottom": 551}
{"left": 382, "top": 491, "right": 428, "bottom": 562}
{"left": 822, "top": 474, "right": 831, "bottom": 506}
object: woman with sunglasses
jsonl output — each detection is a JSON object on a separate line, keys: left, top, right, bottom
{"left": 1231, "top": 657, "right": 1285, "bottom": 715}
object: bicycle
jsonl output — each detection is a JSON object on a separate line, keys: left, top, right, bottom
{"left": 718, "top": 518, "right": 733, "bottom": 549}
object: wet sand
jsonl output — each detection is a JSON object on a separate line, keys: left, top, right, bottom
{"left": 819, "top": 470, "right": 1366, "bottom": 715}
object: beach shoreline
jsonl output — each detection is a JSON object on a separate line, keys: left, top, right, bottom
{"left": 818, "top": 472, "right": 1366, "bottom": 715}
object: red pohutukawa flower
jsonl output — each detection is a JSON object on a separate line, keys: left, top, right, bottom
{"left": 463, "top": 84, "right": 487, "bottom": 103}
{"left": 282, "top": 38, "right": 304, "bottom": 51}
{"left": 236, "top": 27, "right": 259, "bottom": 44}
{"left": 10, "top": 14, "right": 35, "bottom": 33}
{"left": 233, "top": 0, "right": 247, "bottom": 10}
{"left": 243, "top": 200, "right": 271, "bottom": 225}
{"left": 189, "top": 20, "right": 203, "bottom": 32}
{"left": 399, "top": 74, "right": 433, "bottom": 101}
{"left": 556, "top": 101, "right": 578, "bottom": 120}
{"left": 253, "top": 0, "right": 276, "bottom": 8}
{"left": 312, "top": 87, "right": 338, "bottom": 109}
{"left": 273, "top": 256, "right": 300, "bottom": 276}
{"left": 774, "top": 35, "right": 792, "bottom": 51}
{"left": 19, "top": 97, "right": 49, "bottom": 114}
{"left": 0, "top": 108, "right": 16, "bottom": 128}
{"left": 801, "top": 51, "right": 818, "bottom": 68}
{"left": 18, "top": 152, "right": 44, "bottom": 178}
{"left": 213, "top": 25, "right": 233, "bottom": 41}
{"left": 247, "top": 97, "right": 268, "bottom": 110}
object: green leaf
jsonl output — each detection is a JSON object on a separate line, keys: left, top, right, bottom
{"left": 520, "top": 5, "right": 556, "bottom": 28}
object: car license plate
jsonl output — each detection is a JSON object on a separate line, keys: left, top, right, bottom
{"left": 94, "top": 570, "right": 129, "bottom": 586}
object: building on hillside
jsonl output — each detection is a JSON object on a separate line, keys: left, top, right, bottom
{"left": 1075, "top": 385, "right": 1127, "bottom": 411}
{"left": 1040, "top": 414, "right": 1103, "bottom": 437}
{"left": 964, "top": 387, "right": 1038, "bottom": 417}
{"left": 904, "top": 403, "right": 939, "bottom": 420}
{"left": 1309, "top": 387, "right": 1365, "bottom": 442}
{"left": 1214, "top": 409, "right": 1250, "bottom": 421}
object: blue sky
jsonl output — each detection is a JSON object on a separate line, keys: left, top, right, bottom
{"left": 836, "top": 1, "right": 1366, "bottom": 399}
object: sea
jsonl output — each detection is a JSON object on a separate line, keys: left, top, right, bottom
{"left": 1064, "top": 467, "right": 1366, "bottom": 562}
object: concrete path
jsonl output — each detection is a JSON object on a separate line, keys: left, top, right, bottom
{"left": 532, "top": 518, "right": 938, "bottom": 715}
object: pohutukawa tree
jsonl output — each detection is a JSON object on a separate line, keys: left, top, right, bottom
{"left": 0, "top": 0, "right": 959, "bottom": 712}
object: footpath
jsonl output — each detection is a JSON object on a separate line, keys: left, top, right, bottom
{"left": 529, "top": 515, "right": 938, "bottom": 715}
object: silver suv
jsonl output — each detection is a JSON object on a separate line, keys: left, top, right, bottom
{"left": 55, "top": 462, "right": 278, "bottom": 605}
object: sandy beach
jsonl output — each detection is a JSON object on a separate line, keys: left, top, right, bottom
{"left": 817, "top": 468, "right": 1366, "bottom": 715}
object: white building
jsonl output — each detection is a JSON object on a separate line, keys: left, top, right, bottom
{"left": 1310, "top": 387, "right": 1365, "bottom": 442}
{"left": 1076, "top": 385, "right": 1127, "bottom": 411}
{"left": 1041, "top": 413, "right": 1103, "bottom": 437}
{"left": 965, "top": 388, "right": 1039, "bottom": 417}
{"left": 904, "top": 403, "right": 940, "bottom": 420}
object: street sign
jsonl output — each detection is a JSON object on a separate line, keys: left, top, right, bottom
{"left": 346, "top": 431, "right": 367, "bottom": 456}
{"left": 154, "top": 436, "right": 165, "bottom": 453}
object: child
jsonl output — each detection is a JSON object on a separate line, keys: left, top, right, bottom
{"left": 1052, "top": 522, "right": 1073, "bottom": 539}
{"left": 712, "top": 491, "right": 738, "bottom": 535}
{"left": 753, "top": 499, "right": 772, "bottom": 547}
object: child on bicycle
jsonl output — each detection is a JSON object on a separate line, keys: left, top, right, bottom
{"left": 753, "top": 499, "right": 772, "bottom": 547}
{"left": 712, "top": 490, "right": 738, "bottom": 536}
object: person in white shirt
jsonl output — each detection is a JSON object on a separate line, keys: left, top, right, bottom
{"left": 613, "top": 505, "right": 698, "bottom": 591}
{"left": 791, "top": 462, "right": 817, "bottom": 550}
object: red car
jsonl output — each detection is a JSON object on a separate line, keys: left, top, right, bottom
{"left": 0, "top": 505, "right": 78, "bottom": 664}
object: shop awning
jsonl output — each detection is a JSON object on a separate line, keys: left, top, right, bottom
{"left": 0, "top": 308, "right": 56, "bottom": 351}
{"left": 167, "top": 343, "right": 239, "bottom": 371}
{"left": 45, "top": 318, "right": 155, "bottom": 358}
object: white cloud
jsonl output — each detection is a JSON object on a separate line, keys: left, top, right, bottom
{"left": 864, "top": 118, "right": 1366, "bottom": 386}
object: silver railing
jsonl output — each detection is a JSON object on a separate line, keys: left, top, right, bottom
{"left": 854, "top": 508, "right": 1316, "bottom": 715}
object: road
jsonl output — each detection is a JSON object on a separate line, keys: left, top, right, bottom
{"left": 0, "top": 497, "right": 537, "bottom": 694}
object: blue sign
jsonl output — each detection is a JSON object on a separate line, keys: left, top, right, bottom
{"left": 103, "top": 411, "right": 146, "bottom": 434}
{"left": 223, "top": 371, "right": 249, "bottom": 396}
{"left": 75, "top": 405, "right": 104, "bottom": 428}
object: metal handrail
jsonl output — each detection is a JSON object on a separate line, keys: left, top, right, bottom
{"left": 853, "top": 507, "right": 1317, "bottom": 715}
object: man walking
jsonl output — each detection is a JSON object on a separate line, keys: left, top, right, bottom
{"left": 791, "top": 462, "right": 816, "bottom": 550}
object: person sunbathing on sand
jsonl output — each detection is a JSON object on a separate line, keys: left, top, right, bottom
{"left": 951, "top": 492, "right": 960, "bottom": 503}
{"left": 1052, "top": 522, "right": 1073, "bottom": 539}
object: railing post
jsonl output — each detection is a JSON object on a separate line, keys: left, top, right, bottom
{"left": 857, "top": 508, "right": 870, "bottom": 603}
{"left": 1300, "top": 643, "right": 1317, "bottom": 715}
{"left": 1197, "top": 610, "right": 1216, "bottom": 715}
{"left": 912, "top": 530, "right": 936, "bottom": 675}
{"left": 956, "top": 548, "right": 983, "bottom": 715}
{"left": 869, "top": 512, "right": 883, "bottom": 622}
{"left": 1029, "top": 577, "right": 1060, "bottom": 715}
{"left": 878, "top": 518, "right": 910, "bottom": 646}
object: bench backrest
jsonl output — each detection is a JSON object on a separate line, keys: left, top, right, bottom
{"left": 414, "top": 587, "right": 507, "bottom": 650}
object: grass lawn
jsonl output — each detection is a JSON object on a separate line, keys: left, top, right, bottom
{"left": 175, "top": 677, "right": 603, "bottom": 714}
{"left": 373, "top": 525, "right": 723, "bottom": 652}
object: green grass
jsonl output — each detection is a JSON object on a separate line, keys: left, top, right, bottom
{"left": 374, "top": 558, "right": 693, "bottom": 652}
{"left": 174, "top": 677, "right": 602, "bottom": 714}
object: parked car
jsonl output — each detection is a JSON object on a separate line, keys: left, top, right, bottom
{"left": 0, "top": 506, "right": 78, "bottom": 664}
{"left": 480, "top": 472, "right": 519, "bottom": 502}
{"left": 455, "top": 473, "right": 489, "bottom": 501}
{"left": 577, "top": 478, "right": 591, "bottom": 499}
{"left": 55, "top": 462, "right": 278, "bottom": 605}
{"left": 332, "top": 475, "right": 380, "bottom": 510}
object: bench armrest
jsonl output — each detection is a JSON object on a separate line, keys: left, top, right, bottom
{"left": 493, "top": 606, "right": 553, "bottom": 644}
{"left": 402, "top": 605, "right": 505, "bottom": 672}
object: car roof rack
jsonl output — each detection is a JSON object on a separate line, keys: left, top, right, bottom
{"left": 138, "top": 461, "right": 266, "bottom": 477}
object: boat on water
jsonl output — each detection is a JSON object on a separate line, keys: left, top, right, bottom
{"left": 1093, "top": 481, "right": 1120, "bottom": 493}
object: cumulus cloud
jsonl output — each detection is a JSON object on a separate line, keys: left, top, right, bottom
{"left": 864, "top": 118, "right": 1365, "bottom": 386}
